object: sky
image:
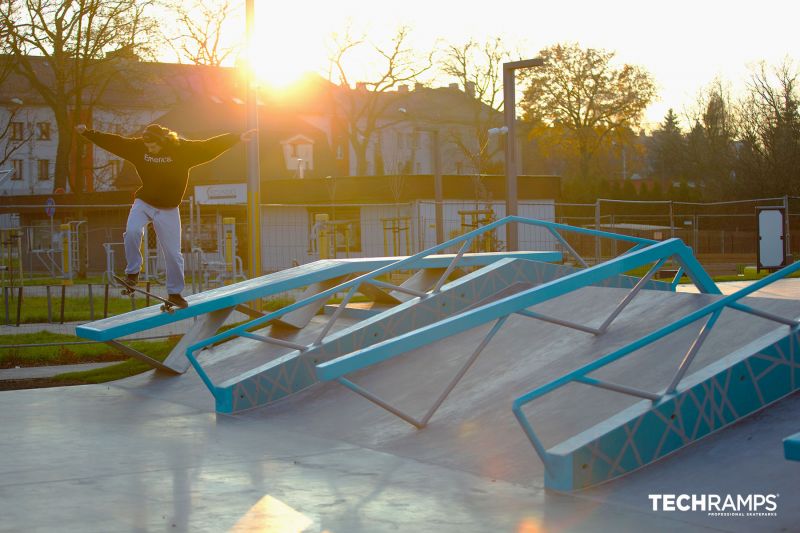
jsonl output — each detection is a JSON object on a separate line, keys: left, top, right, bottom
{"left": 231, "top": 0, "right": 799, "bottom": 129}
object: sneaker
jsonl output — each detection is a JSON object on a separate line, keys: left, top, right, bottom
{"left": 124, "top": 272, "right": 139, "bottom": 287}
{"left": 167, "top": 293, "right": 189, "bottom": 309}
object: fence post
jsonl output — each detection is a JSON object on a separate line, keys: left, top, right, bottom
{"left": 60, "top": 285, "right": 66, "bottom": 324}
{"left": 103, "top": 283, "right": 109, "bottom": 318}
{"left": 46, "top": 285, "right": 52, "bottom": 323}
{"left": 669, "top": 201, "right": 675, "bottom": 239}
{"left": 145, "top": 281, "right": 151, "bottom": 306}
{"left": 15, "top": 286, "right": 22, "bottom": 327}
{"left": 3, "top": 286, "right": 9, "bottom": 325}
{"left": 594, "top": 200, "right": 601, "bottom": 264}
{"left": 88, "top": 283, "right": 94, "bottom": 321}
{"left": 784, "top": 194, "right": 791, "bottom": 261}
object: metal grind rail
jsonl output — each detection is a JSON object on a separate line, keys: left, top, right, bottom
{"left": 511, "top": 259, "right": 800, "bottom": 478}
{"left": 184, "top": 216, "right": 667, "bottom": 399}
{"left": 313, "top": 236, "right": 718, "bottom": 429}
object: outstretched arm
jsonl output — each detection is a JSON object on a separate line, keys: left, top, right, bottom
{"left": 76, "top": 124, "right": 139, "bottom": 160}
{"left": 184, "top": 129, "right": 257, "bottom": 166}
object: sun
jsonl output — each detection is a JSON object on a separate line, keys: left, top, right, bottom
{"left": 247, "top": 21, "right": 329, "bottom": 88}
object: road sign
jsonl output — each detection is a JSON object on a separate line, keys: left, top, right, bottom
{"left": 45, "top": 197, "right": 55, "bottom": 217}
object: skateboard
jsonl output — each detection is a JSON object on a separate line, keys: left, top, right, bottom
{"left": 113, "top": 275, "right": 183, "bottom": 313}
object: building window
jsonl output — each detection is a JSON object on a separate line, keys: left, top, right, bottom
{"left": 280, "top": 134, "right": 315, "bottom": 172}
{"left": 11, "top": 160, "right": 24, "bottom": 180}
{"left": 336, "top": 145, "right": 344, "bottom": 160}
{"left": 10, "top": 122, "right": 24, "bottom": 141}
{"left": 308, "top": 206, "right": 362, "bottom": 254}
{"left": 36, "top": 122, "right": 51, "bottom": 140}
{"left": 37, "top": 159, "right": 50, "bottom": 181}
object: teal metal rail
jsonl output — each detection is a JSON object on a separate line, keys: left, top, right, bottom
{"left": 313, "top": 232, "right": 718, "bottom": 429}
{"left": 185, "top": 216, "right": 675, "bottom": 400}
{"left": 512, "top": 260, "right": 800, "bottom": 481}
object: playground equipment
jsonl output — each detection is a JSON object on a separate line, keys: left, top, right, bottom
{"left": 381, "top": 216, "right": 412, "bottom": 257}
{"left": 311, "top": 214, "right": 356, "bottom": 260}
{"left": 458, "top": 208, "right": 498, "bottom": 252}
{"left": 190, "top": 217, "right": 245, "bottom": 290}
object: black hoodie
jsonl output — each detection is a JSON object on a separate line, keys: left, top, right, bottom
{"left": 81, "top": 130, "right": 240, "bottom": 208}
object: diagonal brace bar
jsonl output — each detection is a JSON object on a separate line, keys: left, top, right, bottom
{"left": 729, "top": 302, "right": 800, "bottom": 327}
{"left": 597, "top": 258, "right": 667, "bottom": 334}
{"left": 548, "top": 228, "right": 588, "bottom": 267}
{"left": 365, "top": 279, "right": 428, "bottom": 298}
{"left": 516, "top": 309, "right": 600, "bottom": 335}
{"left": 239, "top": 331, "right": 307, "bottom": 351}
{"left": 419, "top": 316, "right": 509, "bottom": 426}
{"left": 431, "top": 239, "right": 472, "bottom": 293}
{"left": 664, "top": 309, "right": 722, "bottom": 395}
{"left": 575, "top": 375, "right": 661, "bottom": 401}
{"left": 313, "top": 283, "right": 360, "bottom": 346}
{"left": 336, "top": 377, "right": 425, "bottom": 429}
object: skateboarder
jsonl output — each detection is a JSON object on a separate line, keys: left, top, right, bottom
{"left": 76, "top": 123, "right": 256, "bottom": 308}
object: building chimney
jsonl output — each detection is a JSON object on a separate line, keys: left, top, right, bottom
{"left": 414, "top": 82, "right": 425, "bottom": 91}
{"left": 448, "top": 83, "right": 459, "bottom": 90}
{"left": 465, "top": 81, "right": 476, "bottom": 98}
{"left": 355, "top": 82, "right": 368, "bottom": 91}
{"left": 397, "top": 84, "right": 409, "bottom": 93}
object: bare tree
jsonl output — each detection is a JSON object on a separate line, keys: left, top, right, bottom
{"left": 734, "top": 60, "right": 800, "bottom": 197}
{"left": 520, "top": 43, "right": 657, "bottom": 182}
{"left": 329, "top": 25, "right": 434, "bottom": 176}
{"left": 683, "top": 78, "right": 737, "bottom": 198}
{"left": 160, "top": 0, "right": 240, "bottom": 66}
{"left": 439, "top": 37, "right": 509, "bottom": 175}
{"left": 1, "top": 0, "right": 158, "bottom": 193}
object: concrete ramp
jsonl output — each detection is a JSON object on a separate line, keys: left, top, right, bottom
{"left": 229, "top": 288, "right": 800, "bottom": 488}
{"left": 192, "top": 258, "right": 672, "bottom": 413}
{"left": 75, "top": 251, "right": 558, "bottom": 373}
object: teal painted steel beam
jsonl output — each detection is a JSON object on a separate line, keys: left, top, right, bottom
{"left": 317, "top": 238, "right": 708, "bottom": 382}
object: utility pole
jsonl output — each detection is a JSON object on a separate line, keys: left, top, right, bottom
{"left": 503, "top": 58, "right": 544, "bottom": 250}
{"left": 245, "top": 0, "right": 261, "bottom": 278}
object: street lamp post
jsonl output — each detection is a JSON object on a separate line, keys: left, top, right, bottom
{"left": 245, "top": 0, "right": 261, "bottom": 278}
{"left": 502, "top": 57, "right": 544, "bottom": 251}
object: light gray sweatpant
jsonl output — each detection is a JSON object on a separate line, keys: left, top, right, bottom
{"left": 124, "top": 198, "right": 184, "bottom": 294}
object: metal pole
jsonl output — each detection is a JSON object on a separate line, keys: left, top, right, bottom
{"left": 502, "top": 58, "right": 544, "bottom": 252}
{"left": 103, "top": 283, "right": 109, "bottom": 318}
{"left": 15, "top": 286, "right": 22, "bottom": 327}
{"left": 46, "top": 285, "right": 52, "bottom": 323}
{"left": 595, "top": 200, "right": 601, "bottom": 264}
{"left": 60, "top": 285, "right": 66, "bottom": 324}
{"left": 245, "top": 0, "right": 262, "bottom": 280}
{"left": 503, "top": 65, "right": 518, "bottom": 251}
{"left": 669, "top": 200, "right": 675, "bottom": 239}
{"left": 432, "top": 130, "right": 443, "bottom": 244}
{"left": 190, "top": 195, "right": 197, "bottom": 294}
{"left": 784, "top": 194, "right": 791, "bottom": 262}
{"left": 88, "top": 283, "right": 94, "bottom": 321}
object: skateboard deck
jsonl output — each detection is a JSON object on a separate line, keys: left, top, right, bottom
{"left": 113, "top": 275, "right": 184, "bottom": 313}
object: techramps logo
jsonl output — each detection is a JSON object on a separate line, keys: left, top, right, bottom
{"left": 648, "top": 493, "right": 779, "bottom": 517}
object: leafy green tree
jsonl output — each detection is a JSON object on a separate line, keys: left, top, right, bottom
{"left": 519, "top": 43, "right": 657, "bottom": 184}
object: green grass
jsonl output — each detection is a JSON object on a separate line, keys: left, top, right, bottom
{"left": 0, "top": 331, "right": 179, "bottom": 368}
{"left": 2, "top": 294, "right": 153, "bottom": 324}
{"left": 51, "top": 354, "right": 172, "bottom": 385}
